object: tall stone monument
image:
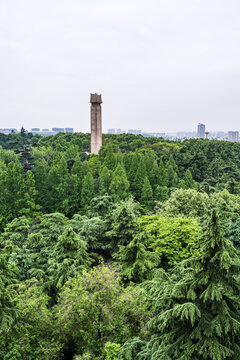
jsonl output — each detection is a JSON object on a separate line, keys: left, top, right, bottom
{"left": 90, "top": 93, "right": 102, "bottom": 154}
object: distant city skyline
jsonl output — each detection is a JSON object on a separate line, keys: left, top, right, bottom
{"left": 0, "top": 125, "right": 239, "bottom": 142}
{"left": 0, "top": 124, "right": 239, "bottom": 141}
{"left": 1, "top": 1, "right": 240, "bottom": 133}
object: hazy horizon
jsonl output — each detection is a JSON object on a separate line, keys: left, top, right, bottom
{"left": 1, "top": 0, "right": 240, "bottom": 133}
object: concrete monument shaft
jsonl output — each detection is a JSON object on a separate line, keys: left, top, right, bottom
{"left": 90, "top": 93, "right": 102, "bottom": 154}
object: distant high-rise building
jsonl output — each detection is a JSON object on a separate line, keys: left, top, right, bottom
{"left": 31, "top": 128, "right": 40, "bottom": 132}
{"left": 128, "top": 129, "right": 142, "bottom": 135}
{"left": 65, "top": 128, "right": 74, "bottom": 133}
{"left": 176, "top": 131, "right": 197, "bottom": 138}
{"left": 108, "top": 128, "right": 115, "bottom": 134}
{"left": 197, "top": 123, "right": 205, "bottom": 138}
{"left": 228, "top": 131, "right": 239, "bottom": 142}
{"left": 42, "top": 129, "right": 49, "bottom": 132}
{"left": 117, "top": 128, "right": 121, "bottom": 134}
{"left": 52, "top": 128, "right": 64, "bottom": 133}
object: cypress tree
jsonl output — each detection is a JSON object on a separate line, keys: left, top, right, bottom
{"left": 34, "top": 160, "right": 49, "bottom": 213}
{"left": 70, "top": 158, "right": 84, "bottom": 215}
{"left": 167, "top": 154, "right": 178, "bottom": 173}
{"left": 4, "top": 161, "right": 25, "bottom": 221}
{"left": 155, "top": 185, "right": 169, "bottom": 201}
{"left": 167, "top": 164, "right": 178, "bottom": 188}
{"left": 132, "top": 154, "right": 147, "bottom": 200}
{"left": 71, "top": 156, "right": 83, "bottom": 176}
{"left": 144, "top": 151, "right": 157, "bottom": 175}
{"left": 20, "top": 171, "right": 40, "bottom": 218}
{"left": 47, "top": 157, "right": 71, "bottom": 213}
{"left": 184, "top": 168, "right": 195, "bottom": 189}
{"left": 99, "top": 166, "right": 112, "bottom": 194}
{"left": 159, "top": 159, "right": 169, "bottom": 187}
{"left": 149, "top": 160, "right": 160, "bottom": 190}
{"left": 81, "top": 171, "right": 95, "bottom": 210}
{"left": 127, "top": 153, "right": 138, "bottom": 191}
{"left": 109, "top": 163, "right": 129, "bottom": 201}
{"left": 141, "top": 176, "right": 153, "bottom": 207}
{"left": 103, "top": 143, "right": 116, "bottom": 170}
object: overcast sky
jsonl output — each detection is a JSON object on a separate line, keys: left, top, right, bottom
{"left": 1, "top": 0, "right": 240, "bottom": 133}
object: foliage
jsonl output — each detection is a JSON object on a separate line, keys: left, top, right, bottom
{"left": 114, "top": 231, "right": 159, "bottom": 282}
{"left": 158, "top": 188, "right": 210, "bottom": 219}
{"left": 48, "top": 226, "right": 91, "bottom": 289}
{"left": 54, "top": 264, "right": 149, "bottom": 357}
{"left": 0, "top": 134, "right": 239, "bottom": 358}
{"left": 109, "top": 163, "right": 130, "bottom": 201}
{"left": 135, "top": 211, "right": 240, "bottom": 360}
{"left": 141, "top": 176, "right": 153, "bottom": 208}
{"left": 104, "top": 342, "right": 122, "bottom": 360}
{"left": 0, "top": 244, "right": 18, "bottom": 335}
{"left": 107, "top": 199, "right": 140, "bottom": 252}
{"left": 0, "top": 281, "right": 62, "bottom": 360}
{"left": 139, "top": 215, "right": 201, "bottom": 267}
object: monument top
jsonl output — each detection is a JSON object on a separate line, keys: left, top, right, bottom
{"left": 90, "top": 93, "right": 102, "bottom": 104}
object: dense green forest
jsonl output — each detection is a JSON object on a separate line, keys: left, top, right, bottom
{"left": 1, "top": 131, "right": 240, "bottom": 359}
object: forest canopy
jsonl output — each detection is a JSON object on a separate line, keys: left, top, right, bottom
{"left": 1, "top": 131, "right": 240, "bottom": 359}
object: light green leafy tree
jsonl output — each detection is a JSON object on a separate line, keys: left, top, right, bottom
{"left": 159, "top": 188, "right": 210, "bottom": 219}
{"left": 139, "top": 215, "right": 200, "bottom": 267}
{"left": 55, "top": 264, "right": 149, "bottom": 358}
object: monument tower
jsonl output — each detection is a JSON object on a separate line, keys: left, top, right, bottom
{"left": 90, "top": 93, "right": 102, "bottom": 154}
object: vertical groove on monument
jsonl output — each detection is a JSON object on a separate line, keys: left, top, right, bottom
{"left": 90, "top": 93, "right": 102, "bottom": 154}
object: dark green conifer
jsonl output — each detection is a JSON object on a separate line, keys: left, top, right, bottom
{"left": 132, "top": 154, "right": 147, "bottom": 200}
{"left": 102, "top": 143, "right": 116, "bottom": 170}
{"left": 107, "top": 200, "right": 139, "bottom": 252}
{"left": 155, "top": 185, "right": 169, "bottom": 201}
{"left": 167, "top": 164, "right": 178, "bottom": 188}
{"left": 81, "top": 171, "right": 95, "bottom": 210}
{"left": 115, "top": 231, "right": 158, "bottom": 283}
{"left": 184, "top": 168, "right": 195, "bottom": 189}
{"left": 49, "top": 226, "right": 90, "bottom": 289}
{"left": 159, "top": 159, "right": 169, "bottom": 187}
{"left": 141, "top": 176, "right": 153, "bottom": 207}
{"left": 99, "top": 166, "right": 112, "bottom": 194}
{"left": 109, "top": 163, "right": 129, "bottom": 201}
{"left": 149, "top": 160, "right": 160, "bottom": 190}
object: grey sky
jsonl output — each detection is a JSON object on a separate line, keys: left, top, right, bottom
{"left": 1, "top": 0, "right": 240, "bottom": 133}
